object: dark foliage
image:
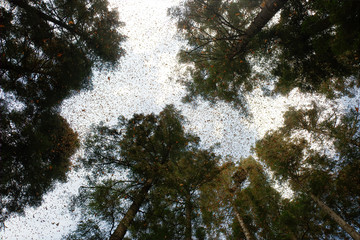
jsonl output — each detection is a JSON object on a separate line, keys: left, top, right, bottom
{"left": 0, "top": 0, "right": 125, "bottom": 226}
{"left": 171, "top": 0, "right": 360, "bottom": 111}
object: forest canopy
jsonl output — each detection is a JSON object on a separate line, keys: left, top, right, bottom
{"left": 1, "top": 0, "right": 360, "bottom": 239}
{"left": 170, "top": 0, "right": 360, "bottom": 112}
{"left": 65, "top": 105, "right": 222, "bottom": 240}
{"left": 0, "top": 0, "right": 125, "bottom": 226}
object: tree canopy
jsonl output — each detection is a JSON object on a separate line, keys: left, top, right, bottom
{"left": 68, "top": 103, "right": 358, "bottom": 239}
{"left": 1, "top": 0, "right": 125, "bottom": 110}
{"left": 0, "top": 0, "right": 125, "bottom": 226}
{"left": 0, "top": 105, "right": 79, "bottom": 226}
{"left": 255, "top": 105, "right": 360, "bottom": 239}
{"left": 2, "top": 0, "right": 360, "bottom": 239}
{"left": 171, "top": 0, "right": 360, "bottom": 111}
{"left": 65, "top": 105, "right": 221, "bottom": 240}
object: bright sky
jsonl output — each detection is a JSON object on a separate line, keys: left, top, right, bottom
{"left": 2, "top": 0, "right": 359, "bottom": 239}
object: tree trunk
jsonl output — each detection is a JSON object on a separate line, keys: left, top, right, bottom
{"left": 234, "top": 206, "right": 252, "bottom": 240}
{"left": 185, "top": 192, "right": 192, "bottom": 240}
{"left": 232, "top": 0, "right": 288, "bottom": 57}
{"left": 109, "top": 179, "right": 153, "bottom": 240}
{"left": 310, "top": 193, "right": 360, "bottom": 240}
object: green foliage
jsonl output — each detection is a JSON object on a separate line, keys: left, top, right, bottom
{"left": 64, "top": 220, "right": 105, "bottom": 240}
{"left": 129, "top": 195, "right": 185, "bottom": 240}
{"left": 279, "top": 195, "right": 349, "bottom": 239}
{"left": 1, "top": 0, "right": 125, "bottom": 109}
{"left": 81, "top": 105, "right": 190, "bottom": 182}
{"left": 197, "top": 160, "right": 236, "bottom": 239}
{"left": 233, "top": 158, "right": 283, "bottom": 239}
{"left": 129, "top": 147, "right": 221, "bottom": 239}
{"left": 67, "top": 105, "right": 221, "bottom": 239}
{"left": 254, "top": 105, "right": 360, "bottom": 237}
{"left": 170, "top": 0, "right": 261, "bottom": 111}
{"left": 255, "top": 131, "right": 309, "bottom": 185}
{"left": 0, "top": 0, "right": 124, "bottom": 227}
{"left": 197, "top": 156, "right": 303, "bottom": 239}
{"left": 272, "top": 0, "right": 360, "bottom": 96}
{"left": 172, "top": 0, "right": 360, "bottom": 110}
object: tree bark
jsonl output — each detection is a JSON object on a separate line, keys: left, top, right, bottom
{"left": 232, "top": 0, "right": 288, "bottom": 57}
{"left": 185, "top": 192, "right": 192, "bottom": 240}
{"left": 109, "top": 179, "right": 153, "bottom": 240}
{"left": 234, "top": 206, "right": 252, "bottom": 240}
{"left": 310, "top": 193, "right": 360, "bottom": 240}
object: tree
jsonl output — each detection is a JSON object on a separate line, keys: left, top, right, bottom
{"left": 279, "top": 194, "right": 345, "bottom": 239}
{"left": 171, "top": 0, "right": 360, "bottom": 110}
{"left": 231, "top": 158, "right": 286, "bottom": 240}
{"left": 269, "top": 0, "right": 360, "bottom": 96}
{"left": 1, "top": 0, "right": 125, "bottom": 110}
{"left": 66, "top": 220, "right": 106, "bottom": 240}
{"left": 198, "top": 160, "right": 253, "bottom": 240}
{"left": 65, "top": 105, "right": 220, "bottom": 240}
{"left": 255, "top": 104, "right": 360, "bottom": 239}
{"left": 0, "top": 0, "right": 125, "bottom": 226}
{"left": 128, "top": 147, "right": 221, "bottom": 240}
{"left": 199, "top": 157, "right": 301, "bottom": 240}
{"left": 0, "top": 102, "right": 79, "bottom": 226}
{"left": 198, "top": 155, "right": 352, "bottom": 239}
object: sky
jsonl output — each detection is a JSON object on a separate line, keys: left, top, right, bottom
{"left": 1, "top": 0, "right": 359, "bottom": 239}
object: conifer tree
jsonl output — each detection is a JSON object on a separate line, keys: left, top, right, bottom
{"left": 1, "top": 0, "right": 125, "bottom": 110}
{"left": 0, "top": 103, "right": 79, "bottom": 226}
{"left": 0, "top": 0, "right": 125, "bottom": 225}
{"left": 199, "top": 157, "right": 297, "bottom": 240}
{"left": 171, "top": 0, "right": 360, "bottom": 110}
{"left": 65, "top": 105, "right": 220, "bottom": 240}
{"left": 128, "top": 146, "right": 221, "bottom": 240}
{"left": 255, "top": 104, "right": 360, "bottom": 239}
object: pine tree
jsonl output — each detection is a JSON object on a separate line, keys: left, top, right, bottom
{"left": 255, "top": 104, "right": 360, "bottom": 239}
{"left": 171, "top": 0, "right": 360, "bottom": 110}
{"left": 128, "top": 147, "right": 221, "bottom": 240}
{"left": 199, "top": 157, "right": 299, "bottom": 240}
{"left": 1, "top": 0, "right": 125, "bottom": 109}
{"left": 64, "top": 105, "right": 220, "bottom": 240}
{"left": 0, "top": 103, "right": 79, "bottom": 226}
{"left": 0, "top": 0, "right": 125, "bottom": 226}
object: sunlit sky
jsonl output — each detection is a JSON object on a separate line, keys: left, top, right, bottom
{"left": 2, "top": 0, "right": 358, "bottom": 239}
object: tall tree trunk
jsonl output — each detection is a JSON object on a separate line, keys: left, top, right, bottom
{"left": 232, "top": 0, "right": 288, "bottom": 57}
{"left": 109, "top": 179, "right": 153, "bottom": 240}
{"left": 310, "top": 193, "right": 360, "bottom": 240}
{"left": 233, "top": 206, "right": 252, "bottom": 240}
{"left": 185, "top": 192, "right": 192, "bottom": 240}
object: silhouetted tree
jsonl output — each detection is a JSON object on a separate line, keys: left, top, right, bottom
{"left": 0, "top": 0, "right": 125, "bottom": 226}
{"left": 65, "top": 105, "right": 220, "bottom": 240}
{"left": 129, "top": 147, "right": 221, "bottom": 240}
{"left": 171, "top": 0, "right": 360, "bottom": 111}
{"left": 0, "top": 102, "right": 79, "bottom": 225}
